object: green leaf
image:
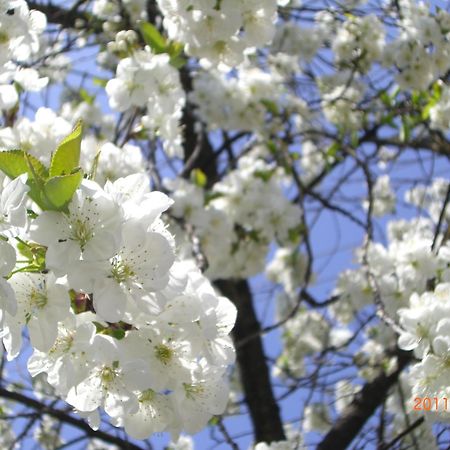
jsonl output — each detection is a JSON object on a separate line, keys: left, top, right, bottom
{"left": 411, "top": 90, "right": 422, "bottom": 106}
{"left": 166, "top": 41, "right": 184, "bottom": 58}
{"left": 16, "top": 240, "right": 33, "bottom": 260}
{"left": 139, "top": 22, "right": 166, "bottom": 53}
{"left": 27, "top": 209, "right": 38, "bottom": 219}
{"left": 266, "top": 140, "right": 277, "bottom": 154}
{"left": 79, "top": 88, "right": 95, "bottom": 105}
{"left": 169, "top": 55, "right": 187, "bottom": 69}
{"left": 0, "top": 150, "right": 49, "bottom": 208}
{"left": 49, "top": 120, "right": 83, "bottom": 177}
{"left": 0, "top": 150, "right": 47, "bottom": 180}
{"left": 400, "top": 116, "right": 411, "bottom": 142}
{"left": 326, "top": 142, "right": 340, "bottom": 159}
{"left": 110, "top": 329, "right": 126, "bottom": 340}
{"left": 166, "top": 41, "right": 186, "bottom": 68}
{"left": 88, "top": 150, "right": 101, "bottom": 180}
{"left": 43, "top": 170, "right": 83, "bottom": 210}
{"left": 261, "top": 99, "right": 279, "bottom": 115}
{"left": 380, "top": 113, "right": 396, "bottom": 127}
{"left": 191, "top": 169, "right": 207, "bottom": 188}
{"left": 350, "top": 131, "right": 359, "bottom": 148}
{"left": 379, "top": 91, "right": 392, "bottom": 107}
{"left": 432, "top": 81, "right": 442, "bottom": 100}
{"left": 422, "top": 99, "right": 437, "bottom": 120}
{"left": 93, "top": 77, "right": 108, "bottom": 87}
{"left": 208, "top": 416, "right": 220, "bottom": 426}
{"left": 254, "top": 169, "right": 275, "bottom": 182}
{"left": 93, "top": 322, "right": 126, "bottom": 340}
{"left": 204, "top": 191, "right": 223, "bottom": 205}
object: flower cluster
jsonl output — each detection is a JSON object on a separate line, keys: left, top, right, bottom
{"left": 189, "top": 66, "right": 302, "bottom": 134}
{"left": 383, "top": 0, "right": 450, "bottom": 90}
{"left": 106, "top": 48, "right": 185, "bottom": 157}
{"left": 0, "top": 127, "right": 236, "bottom": 441}
{"left": 333, "top": 14, "right": 385, "bottom": 73}
{"left": 168, "top": 154, "right": 302, "bottom": 279}
{"left": 397, "top": 283, "right": 450, "bottom": 421}
{"left": 156, "top": 0, "right": 278, "bottom": 68}
{"left": 0, "top": 1, "right": 47, "bottom": 110}
{"left": 332, "top": 215, "right": 449, "bottom": 323}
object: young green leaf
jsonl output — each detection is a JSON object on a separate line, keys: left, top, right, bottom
{"left": 139, "top": 22, "right": 166, "bottom": 53}
{"left": 49, "top": 120, "right": 83, "bottom": 177}
{"left": 43, "top": 170, "right": 83, "bottom": 210}
{"left": 191, "top": 168, "right": 207, "bottom": 187}
{"left": 88, "top": 150, "right": 101, "bottom": 180}
{"left": 0, "top": 150, "right": 48, "bottom": 180}
{"left": 0, "top": 150, "right": 49, "bottom": 208}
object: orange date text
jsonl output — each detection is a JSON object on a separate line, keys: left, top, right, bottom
{"left": 413, "top": 397, "right": 449, "bottom": 411}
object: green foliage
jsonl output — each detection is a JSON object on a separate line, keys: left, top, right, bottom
{"left": 15, "top": 239, "right": 47, "bottom": 273}
{"left": 191, "top": 168, "right": 207, "bottom": 187}
{"left": 49, "top": 120, "right": 83, "bottom": 177}
{"left": 204, "top": 191, "right": 223, "bottom": 205}
{"left": 139, "top": 22, "right": 187, "bottom": 68}
{"left": 139, "top": 22, "right": 167, "bottom": 53}
{"left": 422, "top": 81, "right": 442, "bottom": 120}
{"left": 94, "top": 321, "right": 127, "bottom": 340}
{"left": 93, "top": 77, "right": 108, "bottom": 87}
{"left": 287, "top": 224, "right": 305, "bottom": 244}
{"left": 254, "top": 169, "right": 276, "bottom": 182}
{"left": 0, "top": 150, "right": 48, "bottom": 206}
{"left": 43, "top": 171, "right": 84, "bottom": 210}
{"left": 88, "top": 150, "right": 102, "bottom": 180}
{"left": 326, "top": 142, "right": 340, "bottom": 160}
{"left": 0, "top": 150, "right": 48, "bottom": 180}
{"left": 0, "top": 121, "right": 84, "bottom": 211}
{"left": 261, "top": 99, "right": 280, "bottom": 115}
{"left": 79, "top": 89, "right": 95, "bottom": 105}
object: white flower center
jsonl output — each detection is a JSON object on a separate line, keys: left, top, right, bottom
{"left": 70, "top": 218, "right": 93, "bottom": 251}
{"left": 139, "top": 389, "right": 155, "bottom": 403}
{"left": 183, "top": 382, "right": 205, "bottom": 399}
{"left": 100, "top": 366, "right": 117, "bottom": 385}
{"left": 154, "top": 344, "right": 173, "bottom": 365}
{"left": 29, "top": 288, "right": 47, "bottom": 309}
{"left": 110, "top": 256, "right": 135, "bottom": 283}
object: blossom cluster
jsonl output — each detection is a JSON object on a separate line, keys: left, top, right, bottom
{"left": 156, "top": 0, "right": 279, "bottom": 69}
{"left": 0, "top": 107, "right": 146, "bottom": 184}
{"left": 3, "top": 0, "right": 450, "bottom": 447}
{"left": 168, "top": 154, "right": 302, "bottom": 279}
{"left": 383, "top": 0, "right": 450, "bottom": 90}
{"left": 0, "top": 129, "right": 237, "bottom": 441}
{"left": 0, "top": 0, "right": 47, "bottom": 110}
{"left": 397, "top": 283, "right": 450, "bottom": 421}
{"left": 106, "top": 47, "right": 185, "bottom": 158}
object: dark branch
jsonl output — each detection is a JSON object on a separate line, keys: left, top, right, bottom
{"left": 215, "top": 279, "right": 286, "bottom": 443}
{"left": 317, "top": 348, "right": 413, "bottom": 450}
{"left": 0, "top": 387, "right": 146, "bottom": 450}
{"left": 27, "top": 1, "right": 103, "bottom": 33}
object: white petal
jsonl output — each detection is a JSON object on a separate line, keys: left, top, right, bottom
{"left": 93, "top": 280, "right": 127, "bottom": 323}
{"left": 0, "top": 85, "right": 18, "bottom": 110}
{"left": 28, "top": 314, "right": 58, "bottom": 352}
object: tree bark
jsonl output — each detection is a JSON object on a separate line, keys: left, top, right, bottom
{"left": 216, "top": 279, "right": 286, "bottom": 443}
{"left": 317, "top": 349, "right": 412, "bottom": 450}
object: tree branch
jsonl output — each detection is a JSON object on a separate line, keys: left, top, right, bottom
{"left": 215, "top": 279, "right": 286, "bottom": 443}
{"left": 317, "top": 349, "right": 412, "bottom": 450}
{"left": 0, "top": 387, "right": 146, "bottom": 450}
{"left": 27, "top": 1, "right": 103, "bottom": 33}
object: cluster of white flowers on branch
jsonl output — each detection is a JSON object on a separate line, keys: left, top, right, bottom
{"left": 0, "top": 0, "right": 47, "bottom": 109}
{"left": 4, "top": 0, "right": 450, "bottom": 448}
{"left": 0, "top": 123, "right": 237, "bottom": 441}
